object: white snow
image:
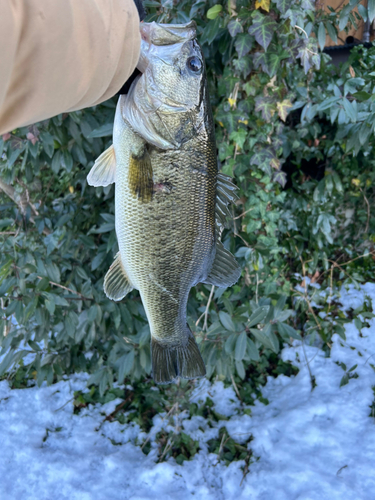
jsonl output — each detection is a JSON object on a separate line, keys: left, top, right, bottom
{"left": 0, "top": 285, "right": 375, "bottom": 499}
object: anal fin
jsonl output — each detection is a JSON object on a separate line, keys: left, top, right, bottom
{"left": 203, "top": 240, "right": 241, "bottom": 288}
{"left": 87, "top": 145, "right": 116, "bottom": 187}
{"left": 104, "top": 252, "right": 133, "bottom": 301}
{"left": 151, "top": 329, "right": 206, "bottom": 384}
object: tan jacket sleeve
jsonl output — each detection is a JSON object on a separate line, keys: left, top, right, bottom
{"left": 0, "top": 0, "right": 141, "bottom": 134}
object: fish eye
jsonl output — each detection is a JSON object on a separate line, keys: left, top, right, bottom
{"left": 187, "top": 56, "right": 202, "bottom": 73}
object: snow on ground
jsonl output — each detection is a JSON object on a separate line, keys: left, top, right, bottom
{"left": 0, "top": 285, "right": 375, "bottom": 500}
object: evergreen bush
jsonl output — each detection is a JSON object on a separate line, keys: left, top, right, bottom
{"left": 1, "top": 0, "right": 374, "bottom": 393}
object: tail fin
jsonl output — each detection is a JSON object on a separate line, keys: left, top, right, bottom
{"left": 151, "top": 328, "right": 206, "bottom": 384}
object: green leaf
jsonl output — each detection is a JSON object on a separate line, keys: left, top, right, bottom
{"left": 248, "top": 12, "right": 276, "bottom": 51}
{"left": 224, "top": 333, "right": 237, "bottom": 354}
{"left": 207, "top": 4, "right": 222, "bottom": 19}
{"left": 229, "top": 128, "right": 248, "bottom": 149}
{"left": 275, "top": 0, "right": 288, "bottom": 14}
{"left": 339, "top": 11, "right": 350, "bottom": 31}
{"left": 219, "top": 311, "right": 236, "bottom": 332}
{"left": 253, "top": 51, "right": 270, "bottom": 74}
{"left": 277, "top": 323, "right": 301, "bottom": 340}
{"left": 358, "top": 3, "right": 368, "bottom": 21}
{"left": 28, "top": 340, "right": 42, "bottom": 351}
{"left": 235, "top": 331, "right": 247, "bottom": 361}
{"left": 340, "top": 373, "right": 349, "bottom": 388}
{"left": 354, "top": 318, "right": 362, "bottom": 331}
{"left": 318, "top": 23, "right": 326, "bottom": 51}
{"left": 87, "top": 123, "right": 113, "bottom": 138}
{"left": 273, "top": 171, "right": 287, "bottom": 187}
{"left": 368, "top": 0, "right": 375, "bottom": 23}
{"left": 201, "top": 17, "right": 221, "bottom": 44}
{"left": 7, "top": 147, "right": 22, "bottom": 167}
{"left": 267, "top": 53, "right": 281, "bottom": 78}
{"left": 247, "top": 337, "right": 260, "bottom": 361}
{"left": 250, "top": 325, "right": 279, "bottom": 353}
{"left": 254, "top": 96, "right": 275, "bottom": 122}
{"left": 62, "top": 150, "right": 73, "bottom": 172}
{"left": 235, "top": 360, "right": 245, "bottom": 379}
{"left": 352, "top": 91, "right": 371, "bottom": 101}
{"left": 228, "top": 19, "right": 243, "bottom": 37}
{"left": 235, "top": 33, "right": 254, "bottom": 58}
{"left": 0, "top": 257, "right": 12, "bottom": 282}
{"left": 44, "top": 295, "right": 55, "bottom": 315}
{"left": 233, "top": 57, "right": 252, "bottom": 78}
{"left": 250, "top": 147, "right": 279, "bottom": 174}
{"left": 88, "top": 368, "right": 106, "bottom": 387}
{"left": 325, "top": 22, "right": 337, "bottom": 44}
{"left": 342, "top": 98, "right": 357, "bottom": 122}
{"left": 344, "top": 78, "right": 365, "bottom": 96}
{"left": 248, "top": 306, "right": 269, "bottom": 327}
{"left": 119, "top": 350, "right": 135, "bottom": 381}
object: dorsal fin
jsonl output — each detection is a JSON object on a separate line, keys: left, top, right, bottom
{"left": 215, "top": 173, "right": 239, "bottom": 230}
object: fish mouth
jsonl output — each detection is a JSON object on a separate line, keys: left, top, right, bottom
{"left": 137, "top": 21, "right": 197, "bottom": 74}
{"left": 139, "top": 21, "right": 196, "bottom": 46}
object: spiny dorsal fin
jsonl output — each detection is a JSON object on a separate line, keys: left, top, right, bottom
{"left": 104, "top": 252, "right": 133, "bottom": 301}
{"left": 216, "top": 173, "right": 239, "bottom": 230}
{"left": 128, "top": 149, "right": 153, "bottom": 202}
{"left": 151, "top": 328, "right": 206, "bottom": 384}
{"left": 203, "top": 240, "right": 241, "bottom": 288}
{"left": 87, "top": 145, "right": 116, "bottom": 187}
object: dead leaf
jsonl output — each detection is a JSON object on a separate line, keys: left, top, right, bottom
{"left": 310, "top": 271, "right": 320, "bottom": 283}
{"left": 26, "top": 132, "right": 38, "bottom": 145}
{"left": 255, "top": 0, "right": 270, "bottom": 12}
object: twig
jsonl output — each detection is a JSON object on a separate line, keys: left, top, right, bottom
{"left": 141, "top": 402, "right": 178, "bottom": 452}
{"left": 41, "top": 278, "right": 91, "bottom": 300}
{"left": 158, "top": 437, "right": 172, "bottom": 462}
{"left": 195, "top": 285, "right": 215, "bottom": 331}
{"left": 54, "top": 397, "right": 75, "bottom": 412}
{"left": 233, "top": 207, "right": 255, "bottom": 220}
{"left": 16, "top": 178, "right": 39, "bottom": 216}
{"left": 230, "top": 373, "right": 242, "bottom": 403}
{"left": 0, "top": 178, "right": 50, "bottom": 235}
{"left": 295, "top": 25, "right": 308, "bottom": 38}
{"left": 240, "top": 450, "right": 252, "bottom": 486}
{"left": 359, "top": 188, "right": 371, "bottom": 234}
{"left": 301, "top": 339, "right": 316, "bottom": 391}
{"left": 103, "top": 393, "right": 134, "bottom": 422}
{"left": 233, "top": 225, "right": 251, "bottom": 248}
{"left": 13, "top": 265, "right": 92, "bottom": 301}
{"left": 215, "top": 431, "right": 229, "bottom": 465}
{"left": 294, "top": 288, "right": 322, "bottom": 331}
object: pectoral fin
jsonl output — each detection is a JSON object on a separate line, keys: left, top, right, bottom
{"left": 128, "top": 149, "right": 153, "bottom": 202}
{"left": 203, "top": 240, "right": 241, "bottom": 288}
{"left": 87, "top": 145, "right": 116, "bottom": 187}
{"left": 104, "top": 253, "right": 133, "bottom": 301}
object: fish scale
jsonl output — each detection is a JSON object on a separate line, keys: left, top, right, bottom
{"left": 87, "top": 21, "right": 240, "bottom": 384}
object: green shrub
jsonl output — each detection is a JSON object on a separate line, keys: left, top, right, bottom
{"left": 1, "top": 0, "right": 374, "bottom": 392}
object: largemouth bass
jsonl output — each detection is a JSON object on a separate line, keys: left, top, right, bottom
{"left": 87, "top": 21, "right": 240, "bottom": 384}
